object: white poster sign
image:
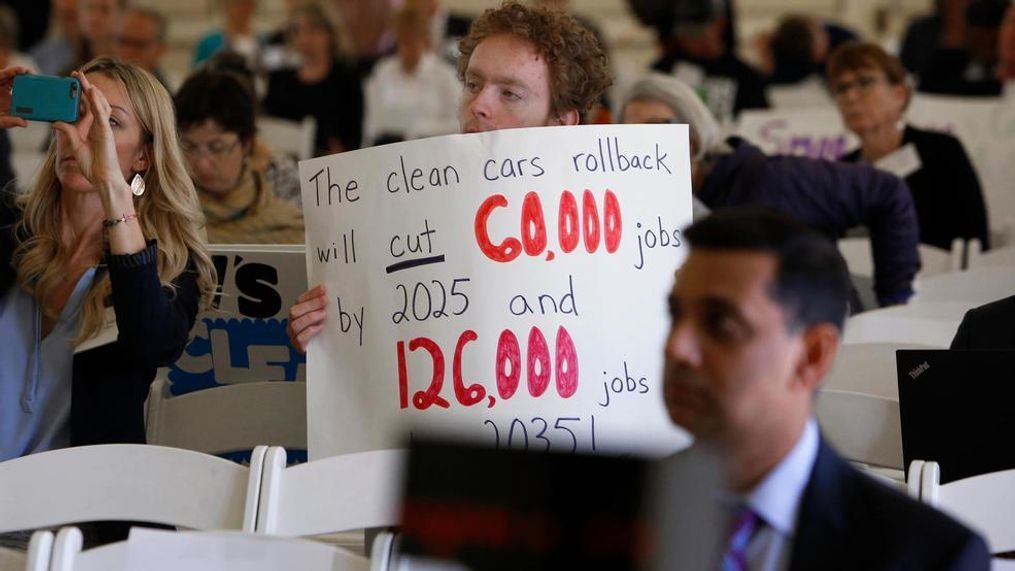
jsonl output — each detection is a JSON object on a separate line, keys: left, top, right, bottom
{"left": 167, "top": 245, "right": 308, "bottom": 395}
{"left": 301, "top": 125, "right": 693, "bottom": 459}
{"left": 736, "top": 97, "right": 1015, "bottom": 232}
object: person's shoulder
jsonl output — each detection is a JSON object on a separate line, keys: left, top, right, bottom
{"left": 799, "top": 441, "right": 989, "bottom": 568}
{"left": 963, "top": 294, "right": 1015, "bottom": 325}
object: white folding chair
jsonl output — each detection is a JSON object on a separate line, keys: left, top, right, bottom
{"left": 0, "top": 531, "right": 52, "bottom": 571}
{"left": 920, "top": 462, "right": 1015, "bottom": 559}
{"left": 146, "top": 377, "right": 307, "bottom": 457}
{"left": 257, "top": 116, "right": 316, "bottom": 160}
{"left": 825, "top": 342, "right": 936, "bottom": 399}
{"left": 838, "top": 238, "right": 961, "bottom": 279}
{"left": 255, "top": 447, "right": 406, "bottom": 537}
{"left": 842, "top": 302, "right": 971, "bottom": 347}
{"left": 913, "top": 266, "right": 1015, "bottom": 305}
{"left": 0, "top": 445, "right": 265, "bottom": 534}
{"left": 817, "top": 390, "right": 903, "bottom": 471}
{"left": 818, "top": 343, "right": 935, "bottom": 470}
{"left": 967, "top": 240, "right": 1015, "bottom": 269}
{"left": 49, "top": 527, "right": 368, "bottom": 571}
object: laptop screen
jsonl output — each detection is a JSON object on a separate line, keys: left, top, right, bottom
{"left": 896, "top": 349, "right": 1015, "bottom": 484}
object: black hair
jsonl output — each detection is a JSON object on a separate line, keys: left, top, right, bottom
{"left": 684, "top": 207, "right": 850, "bottom": 332}
{"left": 174, "top": 63, "right": 257, "bottom": 143}
{"left": 967, "top": 0, "right": 1009, "bottom": 27}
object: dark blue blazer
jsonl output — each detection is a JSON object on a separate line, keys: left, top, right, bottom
{"left": 790, "top": 438, "right": 991, "bottom": 570}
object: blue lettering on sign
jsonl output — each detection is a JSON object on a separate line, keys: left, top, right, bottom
{"left": 167, "top": 318, "right": 306, "bottom": 395}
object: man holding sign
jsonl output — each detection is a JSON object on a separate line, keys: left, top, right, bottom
{"left": 288, "top": 2, "right": 612, "bottom": 351}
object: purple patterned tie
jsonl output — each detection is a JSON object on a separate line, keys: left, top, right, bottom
{"left": 721, "top": 505, "right": 760, "bottom": 571}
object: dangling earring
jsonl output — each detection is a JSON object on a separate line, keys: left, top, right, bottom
{"left": 130, "top": 172, "right": 146, "bottom": 197}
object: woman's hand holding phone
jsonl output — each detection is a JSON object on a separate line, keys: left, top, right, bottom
{"left": 0, "top": 66, "right": 32, "bottom": 129}
{"left": 53, "top": 72, "right": 124, "bottom": 194}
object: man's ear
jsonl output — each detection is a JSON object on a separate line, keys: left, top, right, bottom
{"left": 554, "top": 108, "right": 580, "bottom": 126}
{"left": 794, "top": 323, "right": 840, "bottom": 393}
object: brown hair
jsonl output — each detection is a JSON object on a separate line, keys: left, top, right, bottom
{"left": 457, "top": 1, "right": 612, "bottom": 122}
{"left": 826, "top": 41, "right": 907, "bottom": 86}
{"left": 14, "top": 58, "right": 216, "bottom": 343}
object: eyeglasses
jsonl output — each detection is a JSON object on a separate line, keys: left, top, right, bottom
{"left": 180, "top": 138, "right": 242, "bottom": 158}
{"left": 830, "top": 75, "right": 887, "bottom": 98}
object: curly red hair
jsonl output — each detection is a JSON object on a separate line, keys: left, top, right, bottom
{"left": 457, "top": 2, "right": 612, "bottom": 122}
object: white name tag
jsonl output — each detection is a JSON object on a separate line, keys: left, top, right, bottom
{"left": 74, "top": 307, "right": 118, "bottom": 354}
{"left": 874, "top": 143, "right": 922, "bottom": 179}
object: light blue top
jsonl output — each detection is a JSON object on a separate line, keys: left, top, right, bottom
{"left": 740, "top": 417, "right": 820, "bottom": 571}
{"left": 0, "top": 268, "right": 96, "bottom": 461}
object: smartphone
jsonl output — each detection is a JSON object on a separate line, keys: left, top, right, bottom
{"left": 11, "top": 74, "right": 81, "bottom": 123}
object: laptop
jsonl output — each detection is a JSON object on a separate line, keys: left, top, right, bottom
{"left": 896, "top": 349, "right": 1015, "bottom": 484}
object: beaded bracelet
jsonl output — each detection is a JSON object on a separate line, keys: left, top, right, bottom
{"left": 102, "top": 212, "right": 139, "bottom": 228}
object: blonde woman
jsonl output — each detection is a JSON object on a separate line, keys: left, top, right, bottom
{"left": 0, "top": 59, "right": 215, "bottom": 460}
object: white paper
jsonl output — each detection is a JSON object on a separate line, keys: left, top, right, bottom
{"left": 874, "top": 143, "right": 922, "bottom": 179}
{"left": 300, "top": 125, "right": 695, "bottom": 460}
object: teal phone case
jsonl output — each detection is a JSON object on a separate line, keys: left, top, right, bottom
{"left": 11, "top": 75, "right": 81, "bottom": 123}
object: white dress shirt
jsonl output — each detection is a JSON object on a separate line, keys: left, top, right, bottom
{"left": 363, "top": 52, "right": 461, "bottom": 146}
{"left": 741, "top": 417, "right": 820, "bottom": 571}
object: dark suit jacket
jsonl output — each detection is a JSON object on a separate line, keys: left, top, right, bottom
{"left": 950, "top": 294, "right": 1015, "bottom": 350}
{"left": 790, "top": 438, "right": 991, "bottom": 570}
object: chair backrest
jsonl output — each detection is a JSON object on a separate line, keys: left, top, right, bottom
{"left": 838, "top": 238, "right": 961, "bottom": 279}
{"left": 257, "top": 116, "right": 316, "bottom": 161}
{"left": 842, "top": 302, "right": 970, "bottom": 347}
{"left": 49, "top": 526, "right": 368, "bottom": 571}
{"left": 913, "top": 266, "right": 1015, "bottom": 304}
{"left": 817, "top": 390, "right": 902, "bottom": 470}
{"left": 967, "top": 240, "right": 1015, "bottom": 270}
{"left": 825, "top": 342, "right": 936, "bottom": 399}
{"left": 920, "top": 462, "right": 1015, "bottom": 555}
{"left": 146, "top": 377, "right": 307, "bottom": 456}
{"left": 0, "top": 445, "right": 265, "bottom": 533}
{"left": 0, "top": 531, "right": 51, "bottom": 571}
{"left": 256, "top": 447, "right": 406, "bottom": 536}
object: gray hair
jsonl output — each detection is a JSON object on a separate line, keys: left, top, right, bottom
{"left": 620, "top": 73, "right": 728, "bottom": 162}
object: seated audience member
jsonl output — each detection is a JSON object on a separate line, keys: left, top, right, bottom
{"left": 115, "top": 7, "right": 170, "bottom": 91}
{"left": 951, "top": 294, "right": 1015, "bottom": 349}
{"left": 919, "top": 0, "right": 1008, "bottom": 96}
{"left": 287, "top": 1, "right": 611, "bottom": 351}
{"left": 650, "top": 0, "right": 767, "bottom": 123}
{"left": 30, "top": 0, "right": 79, "bottom": 76}
{"left": 621, "top": 73, "right": 920, "bottom": 308}
{"left": 409, "top": 0, "right": 472, "bottom": 63}
{"left": 900, "top": 0, "right": 947, "bottom": 75}
{"left": 763, "top": 15, "right": 857, "bottom": 85}
{"left": 69, "top": 0, "right": 123, "bottom": 72}
{"left": 829, "top": 42, "right": 990, "bottom": 251}
{"left": 664, "top": 208, "right": 990, "bottom": 569}
{"left": 193, "top": 0, "right": 260, "bottom": 69}
{"left": 363, "top": 5, "right": 460, "bottom": 146}
{"left": 0, "top": 60, "right": 216, "bottom": 461}
{"left": 175, "top": 69, "right": 304, "bottom": 244}
{"left": 0, "top": 7, "right": 40, "bottom": 72}
{"left": 264, "top": 2, "right": 364, "bottom": 155}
